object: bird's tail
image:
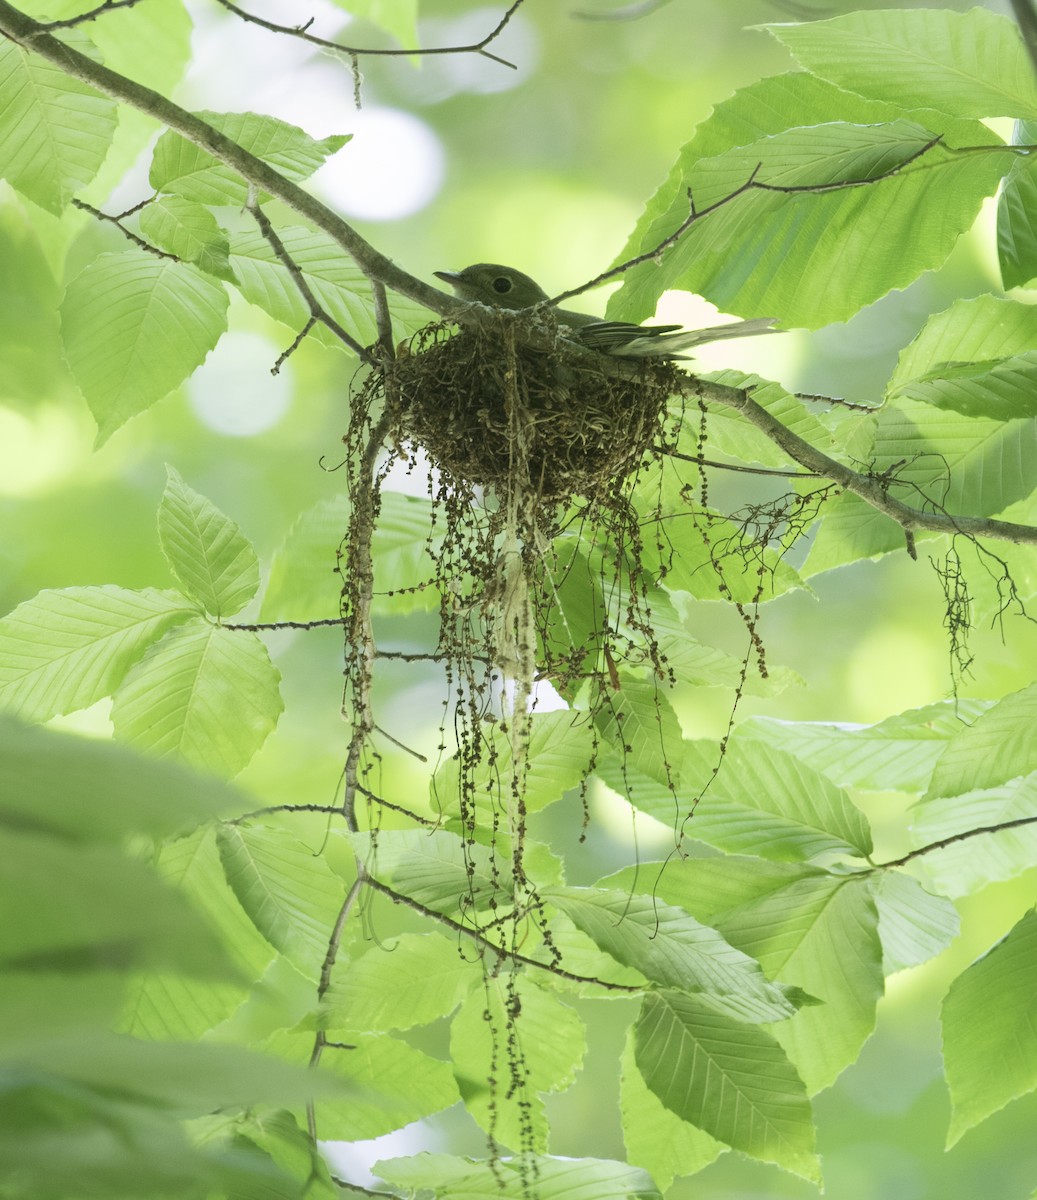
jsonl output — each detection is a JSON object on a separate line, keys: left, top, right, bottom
{"left": 669, "top": 317, "right": 779, "bottom": 350}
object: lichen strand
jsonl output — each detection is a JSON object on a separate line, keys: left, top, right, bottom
{"left": 389, "top": 321, "right": 684, "bottom": 505}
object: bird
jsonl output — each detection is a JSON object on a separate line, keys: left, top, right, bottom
{"left": 434, "top": 263, "right": 778, "bottom": 359}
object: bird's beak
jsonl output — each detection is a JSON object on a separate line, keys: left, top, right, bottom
{"left": 434, "top": 270, "right": 462, "bottom": 287}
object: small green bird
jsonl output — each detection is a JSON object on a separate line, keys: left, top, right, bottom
{"left": 434, "top": 263, "right": 778, "bottom": 359}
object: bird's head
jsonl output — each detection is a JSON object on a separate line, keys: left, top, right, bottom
{"left": 434, "top": 263, "right": 551, "bottom": 310}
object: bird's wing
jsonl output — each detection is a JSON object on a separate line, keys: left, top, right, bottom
{"left": 571, "top": 320, "right": 683, "bottom": 352}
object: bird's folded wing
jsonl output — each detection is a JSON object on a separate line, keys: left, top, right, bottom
{"left": 570, "top": 321, "right": 683, "bottom": 351}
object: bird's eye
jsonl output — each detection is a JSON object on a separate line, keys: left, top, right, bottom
{"left": 492, "top": 276, "right": 512, "bottom": 294}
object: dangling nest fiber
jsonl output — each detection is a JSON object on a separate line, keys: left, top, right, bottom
{"left": 388, "top": 321, "right": 684, "bottom": 504}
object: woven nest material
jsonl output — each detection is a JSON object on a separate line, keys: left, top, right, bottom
{"left": 389, "top": 323, "right": 684, "bottom": 503}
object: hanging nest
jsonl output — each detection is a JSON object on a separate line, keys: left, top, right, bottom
{"left": 386, "top": 319, "right": 685, "bottom": 505}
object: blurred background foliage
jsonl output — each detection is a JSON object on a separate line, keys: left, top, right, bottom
{"left": 2, "top": 0, "right": 1036, "bottom": 1195}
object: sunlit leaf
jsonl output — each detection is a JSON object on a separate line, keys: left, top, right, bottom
{"left": 375, "top": 1152, "right": 663, "bottom": 1200}
{"left": 634, "top": 991, "right": 818, "bottom": 1182}
{"left": 0, "top": 586, "right": 193, "bottom": 723}
{"left": 150, "top": 111, "right": 349, "bottom": 204}
{"left": 217, "top": 824, "right": 347, "bottom": 976}
{"left": 111, "top": 619, "right": 281, "bottom": 777}
{"left": 158, "top": 466, "right": 259, "bottom": 618}
{"left": 451, "top": 975, "right": 586, "bottom": 1152}
{"left": 619, "top": 1028, "right": 723, "bottom": 1191}
{"left": 140, "top": 195, "right": 237, "bottom": 282}
{"left": 943, "top": 910, "right": 1037, "bottom": 1145}
{"left": 0, "top": 31, "right": 117, "bottom": 213}
{"left": 609, "top": 74, "right": 1006, "bottom": 327}
{"left": 61, "top": 250, "right": 229, "bottom": 442}
{"left": 769, "top": 8, "right": 1037, "bottom": 121}
{"left": 547, "top": 886, "right": 798, "bottom": 1022}
{"left": 998, "top": 119, "right": 1037, "bottom": 288}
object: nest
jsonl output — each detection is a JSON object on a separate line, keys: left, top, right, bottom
{"left": 388, "top": 321, "right": 684, "bottom": 504}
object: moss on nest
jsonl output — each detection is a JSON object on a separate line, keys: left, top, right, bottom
{"left": 387, "top": 322, "right": 684, "bottom": 504}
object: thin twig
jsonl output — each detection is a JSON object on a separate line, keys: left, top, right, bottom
{"left": 246, "top": 191, "right": 376, "bottom": 366}
{"left": 306, "top": 875, "right": 365, "bottom": 1140}
{"left": 225, "top": 803, "right": 344, "bottom": 824}
{"left": 363, "top": 874, "right": 641, "bottom": 993}
{"left": 878, "top": 814, "right": 1037, "bottom": 869}
{"left": 550, "top": 136, "right": 947, "bottom": 308}
{"left": 212, "top": 0, "right": 525, "bottom": 69}
{"left": 71, "top": 197, "right": 176, "bottom": 260}
{"left": 659, "top": 445, "right": 824, "bottom": 478}
{"left": 36, "top": 0, "right": 144, "bottom": 30}
{"left": 225, "top": 617, "right": 346, "bottom": 630}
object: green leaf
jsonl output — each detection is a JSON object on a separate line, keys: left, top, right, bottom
{"left": 871, "top": 872, "right": 960, "bottom": 973}
{"left": 77, "top": 0, "right": 193, "bottom": 94}
{"left": 450, "top": 975, "right": 586, "bottom": 1153}
{"left": 216, "top": 824, "right": 348, "bottom": 976}
{"left": 925, "top": 683, "right": 1037, "bottom": 801}
{"left": 715, "top": 872, "right": 883, "bottom": 1093}
{"left": 0, "top": 1083, "right": 228, "bottom": 1200}
{"left": 806, "top": 368, "right": 1037, "bottom": 573}
{"left": 547, "top": 886, "right": 798, "bottom": 1022}
{"left": 0, "top": 716, "right": 248, "bottom": 842}
{"left": 890, "top": 353, "right": 1037, "bottom": 421}
{"left": 998, "top": 119, "right": 1037, "bottom": 288}
{"left": 768, "top": 8, "right": 1037, "bottom": 121}
{"left": 314, "top": 1033, "right": 458, "bottom": 1141}
{"left": 888, "top": 297, "right": 1037, "bottom": 420}
{"left": 637, "top": 590, "right": 799, "bottom": 695}
{"left": 625, "top": 856, "right": 885, "bottom": 1093}
{"left": 111, "top": 619, "right": 281, "bottom": 777}
{"left": 620, "top": 1028, "right": 723, "bottom": 1191}
{"left": 314, "top": 933, "right": 479, "bottom": 1033}
{"left": 0, "top": 190, "right": 65, "bottom": 403}
{"left": 262, "top": 491, "right": 443, "bottom": 622}
{"left": 608, "top": 73, "right": 1006, "bottom": 329}
{"left": 139, "top": 195, "right": 237, "bottom": 282}
{"left": 673, "top": 738, "right": 871, "bottom": 861}
{"left": 233, "top": 1111, "right": 337, "bottom": 1200}
{"left": 0, "top": 828, "right": 234, "bottom": 978}
{"left": 61, "top": 250, "right": 229, "bottom": 442}
{"left": 634, "top": 991, "right": 818, "bottom": 1182}
{"left": 0, "top": 586, "right": 194, "bottom": 723}
{"left": 943, "top": 910, "right": 1037, "bottom": 1145}
{"left": 229, "top": 226, "right": 429, "bottom": 355}
{"left": 158, "top": 466, "right": 259, "bottom": 617}
{"left": 910, "top": 772, "right": 1037, "bottom": 898}
{"left": 0, "top": 32, "right": 117, "bottom": 213}
{"left": 594, "top": 679, "right": 684, "bottom": 789}
{"left": 700, "top": 370, "right": 837, "bottom": 467}
{"left": 891, "top": 296, "right": 1037, "bottom": 391}
{"left": 736, "top": 699, "right": 994, "bottom": 793}
{"left": 150, "top": 111, "right": 349, "bottom": 205}
{"left": 374, "top": 1152, "right": 662, "bottom": 1200}
{"left": 331, "top": 0, "right": 418, "bottom": 48}
{"left": 629, "top": 471, "right": 805, "bottom": 604}
{"left": 375, "top": 1152, "right": 663, "bottom": 1200}
{"left": 122, "top": 827, "right": 276, "bottom": 1040}
{"left": 261, "top": 494, "right": 350, "bottom": 622}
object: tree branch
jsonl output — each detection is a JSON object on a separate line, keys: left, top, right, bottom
{"left": 213, "top": 0, "right": 527, "bottom": 70}
{"left": 0, "top": 2, "right": 453, "bottom": 317}
{"left": 692, "top": 377, "right": 1037, "bottom": 547}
